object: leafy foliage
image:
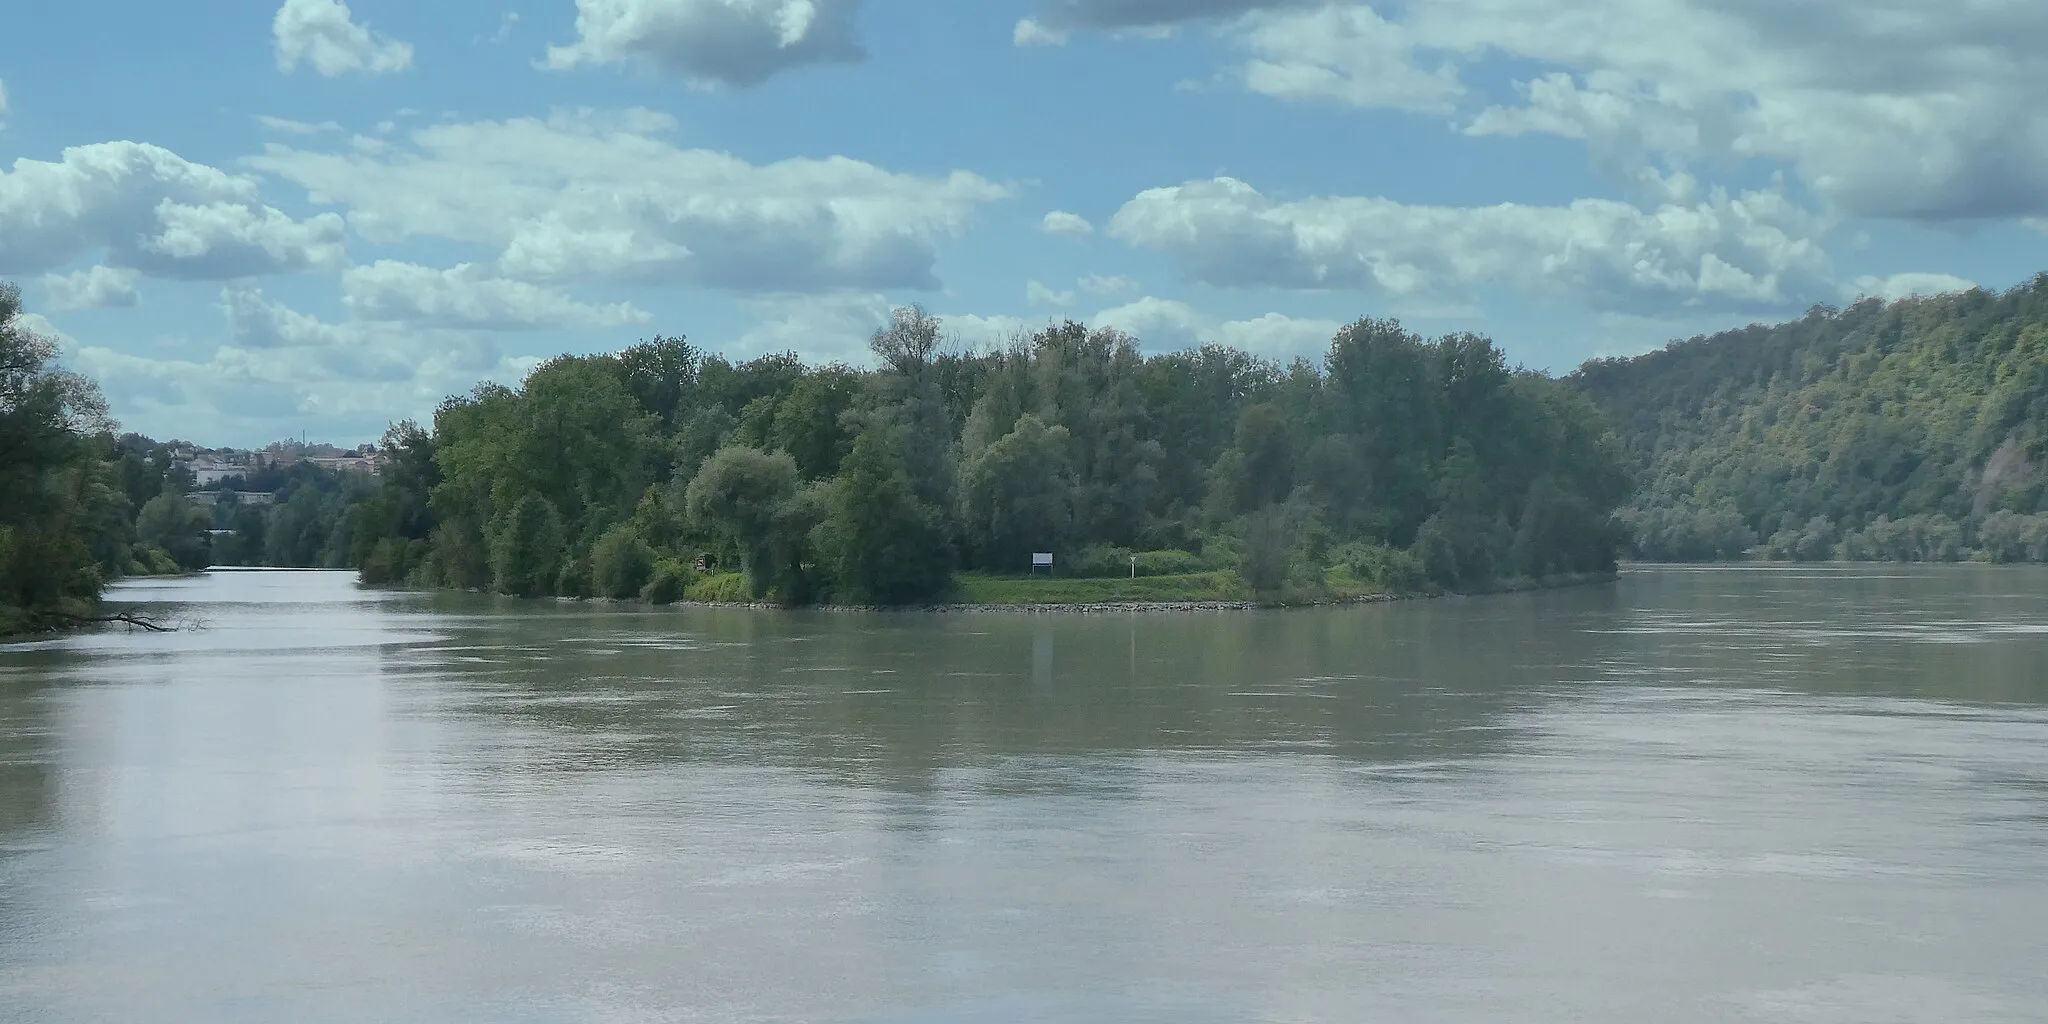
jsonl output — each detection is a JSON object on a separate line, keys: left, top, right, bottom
{"left": 1575, "top": 277, "right": 2048, "bottom": 561}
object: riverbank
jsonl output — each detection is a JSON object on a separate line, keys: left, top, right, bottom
{"left": 567, "top": 568, "right": 1621, "bottom": 614}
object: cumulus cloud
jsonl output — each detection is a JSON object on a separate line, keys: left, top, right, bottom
{"left": 1013, "top": 19, "right": 1068, "bottom": 46}
{"left": 1108, "top": 176, "right": 1832, "bottom": 315}
{"left": 1238, "top": 5, "right": 1461, "bottom": 114}
{"left": 1078, "top": 273, "right": 1139, "bottom": 296}
{"left": 1026, "top": 280, "right": 1075, "bottom": 306}
{"left": 1850, "top": 272, "right": 1978, "bottom": 303}
{"left": 1093, "top": 295, "right": 1339, "bottom": 356}
{"left": 341, "top": 260, "right": 650, "bottom": 329}
{"left": 0, "top": 141, "right": 347, "bottom": 279}
{"left": 246, "top": 108, "right": 1005, "bottom": 293}
{"left": 41, "top": 266, "right": 141, "bottom": 311}
{"left": 273, "top": 0, "right": 414, "bottom": 77}
{"left": 1037, "top": 1, "right": 2048, "bottom": 224}
{"left": 1041, "top": 210, "right": 1094, "bottom": 236}
{"left": 256, "top": 115, "right": 344, "bottom": 135}
{"left": 50, "top": 287, "right": 529, "bottom": 441}
{"left": 726, "top": 291, "right": 891, "bottom": 362}
{"left": 544, "top": 0, "right": 863, "bottom": 87}
{"left": 1023, "top": 0, "right": 1296, "bottom": 32}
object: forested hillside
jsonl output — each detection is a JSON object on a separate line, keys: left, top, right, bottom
{"left": 334, "top": 309, "right": 1630, "bottom": 605}
{"left": 1573, "top": 275, "right": 2048, "bottom": 562}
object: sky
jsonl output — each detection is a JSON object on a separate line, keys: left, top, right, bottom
{"left": 2, "top": 0, "right": 2044, "bottom": 446}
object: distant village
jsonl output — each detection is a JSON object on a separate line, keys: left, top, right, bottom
{"left": 172, "top": 439, "right": 384, "bottom": 508}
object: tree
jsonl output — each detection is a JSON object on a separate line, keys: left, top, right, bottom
{"left": 590, "top": 524, "right": 656, "bottom": 599}
{"left": 958, "top": 413, "right": 1075, "bottom": 569}
{"left": 816, "top": 428, "right": 951, "bottom": 605}
{"left": 685, "top": 445, "right": 799, "bottom": 597}
{"left": 136, "top": 493, "right": 211, "bottom": 570}
{"left": 490, "top": 494, "right": 565, "bottom": 597}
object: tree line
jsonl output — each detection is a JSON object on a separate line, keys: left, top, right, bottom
{"left": 1573, "top": 275, "right": 2048, "bottom": 563}
{"left": 4, "top": 281, "right": 1633, "bottom": 628}
{"left": 337, "top": 307, "right": 1630, "bottom": 605}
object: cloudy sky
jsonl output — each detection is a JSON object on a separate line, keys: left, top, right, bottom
{"left": 3, "top": 0, "right": 2041, "bottom": 445}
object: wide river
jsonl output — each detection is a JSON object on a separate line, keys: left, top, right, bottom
{"left": 2, "top": 566, "right": 2046, "bottom": 1022}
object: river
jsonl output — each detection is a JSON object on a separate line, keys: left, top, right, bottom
{"left": 2, "top": 566, "right": 2045, "bottom": 1022}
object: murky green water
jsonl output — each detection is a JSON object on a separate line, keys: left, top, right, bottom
{"left": 2, "top": 566, "right": 2046, "bottom": 1022}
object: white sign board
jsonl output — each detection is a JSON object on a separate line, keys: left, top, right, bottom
{"left": 1031, "top": 552, "right": 1054, "bottom": 568}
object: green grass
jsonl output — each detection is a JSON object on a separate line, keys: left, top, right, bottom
{"left": 683, "top": 571, "right": 752, "bottom": 603}
{"left": 951, "top": 570, "right": 1249, "bottom": 605}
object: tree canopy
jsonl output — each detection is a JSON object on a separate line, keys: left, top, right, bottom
{"left": 1574, "top": 276, "right": 2048, "bottom": 562}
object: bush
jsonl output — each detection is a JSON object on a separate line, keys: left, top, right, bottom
{"left": 1333, "top": 541, "right": 1426, "bottom": 592}
{"left": 685, "top": 571, "right": 751, "bottom": 603}
{"left": 641, "top": 559, "right": 692, "bottom": 605}
{"left": 555, "top": 556, "right": 591, "bottom": 599}
{"left": 489, "top": 495, "right": 566, "bottom": 597}
{"left": 1132, "top": 549, "right": 1203, "bottom": 576}
{"left": 590, "top": 525, "right": 656, "bottom": 599}
{"left": 1062, "top": 544, "right": 1132, "bottom": 578}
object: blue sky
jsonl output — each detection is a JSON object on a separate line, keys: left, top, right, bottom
{"left": 2, "top": 0, "right": 2043, "bottom": 446}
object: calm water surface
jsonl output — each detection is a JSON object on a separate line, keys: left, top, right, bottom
{"left": 2, "top": 566, "right": 2046, "bottom": 1022}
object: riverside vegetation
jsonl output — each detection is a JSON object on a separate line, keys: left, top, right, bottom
{"left": 23, "top": 270, "right": 2046, "bottom": 632}
{"left": 1576, "top": 274, "right": 2048, "bottom": 563}
{"left": 2, "top": 283, "right": 1630, "bottom": 628}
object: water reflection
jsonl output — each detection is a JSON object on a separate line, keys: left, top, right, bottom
{"left": 0, "top": 566, "right": 2043, "bottom": 1023}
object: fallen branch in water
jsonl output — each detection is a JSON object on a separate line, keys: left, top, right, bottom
{"left": 43, "top": 610, "right": 178, "bottom": 632}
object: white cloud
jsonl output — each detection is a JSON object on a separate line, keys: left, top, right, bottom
{"left": 0, "top": 79, "right": 9, "bottom": 120}
{"left": 727, "top": 291, "right": 890, "bottom": 362}
{"left": 486, "top": 11, "right": 520, "bottom": 44}
{"left": 40, "top": 266, "right": 141, "bottom": 311}
{"left": 935, "top": 312, "right": 1040, "bottom": 352}
{"left": 1238, "top": 5, "right": 1462, "bottom": 114}
{"left": 1093, "top": 295, "right": 1339, "bottom": 356}
{"left": 1039, "top": 1, "right": 2048, "bottom": 224}
{"left": 544, "top": 0, "right": 862, "bottom": 87}
{"left": 1026, "top": 280, "right": 1075, "bottom": 306}
{"left": 246, "top": 108, "right": 1006, "bottom": 293}
{"left": 341, "top": 260, "right": 651, "bottom": 329}
{"left": 1023, "top": 0, "right": 1290, "bottom": 33}
{"left": 273, "top": 0, "right": 414, "bottom": 77}
{"left": 1013, "top": 18, "right": 1068, "bottom": 46}
{"left": 1107, "top": 176, "right": 1834, "bottom": 314}
{"left": 1078, "top": 273, "right": 1139, "bottom": 296}
{"left": 1850, "top": 272, "right": 1978, "bottom": 303}
{"left": 47, "top": 287, "right": 530, "bottom": 441}
{"left": 1041, "top": 210, "right": 1094, "bottom": 236}
{"left": 256, "top": 115, "right": 344, "bottom": 135}
{"left": 0, "top": 141, "right": 347, "bottom": 279}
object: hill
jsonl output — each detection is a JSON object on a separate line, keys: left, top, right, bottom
{"left": 1571, "top": 276, "right": 2048, "bottom": 562}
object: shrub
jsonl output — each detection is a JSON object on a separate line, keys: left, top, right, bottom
{"left": 1132, "top": 549, "right": 1203, "bottom": 576}
{"left": 590, "top": 525, "right": 656, "bottom": 599}
{"left": 685, "top": 571, "right": 751, "bottom": 603}
{"left": 1333, "top": 541, "right": 1427, "bottom": 592}
{"left": 489, "top": 495, "right": 565, "bottom": 597}
{"left": 555, "top": 556, "right": 591, "bottom": 599}
{"left": 641, "top": 559, "right": 692, "bottom": 605}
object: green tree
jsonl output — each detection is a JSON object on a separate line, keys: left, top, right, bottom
{"left": 958, "top": 413, "right": 1075, "bottom": 570}
{"left": 816, "top": 428, "right": 951, "bottom": 605}
{"left": 685, "top": 445, "right": 800, "bottom": 597}
{"left": 490, "top": 494, "right": 566, "bottom": 597}
{"left": 136, "top": 494, "right": 211, "bottom": 570}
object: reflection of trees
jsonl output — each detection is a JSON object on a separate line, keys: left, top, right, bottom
{"left": 0, "top": 664, "right": 58, "bottom": 845}
{"left": 393, "top": 586, "right": 1632, "bottom": 798}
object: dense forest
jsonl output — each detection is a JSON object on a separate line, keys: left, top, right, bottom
{"left": 3, "top": 283, "right": 1631, "bottom": 624}
{"left": 332, "top": 308, "right": 1629, "bottom": 605}
{"left": 1574, "top": 275, "right": 2048, "bottom": 562}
